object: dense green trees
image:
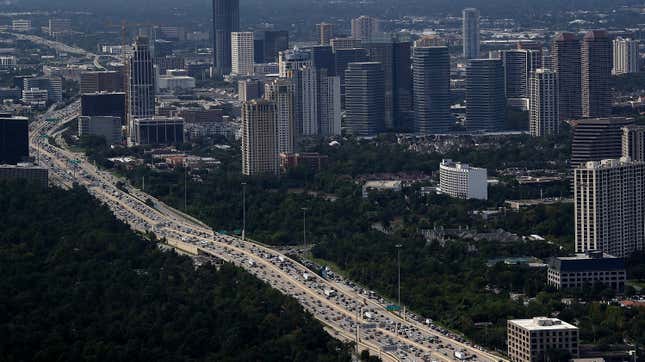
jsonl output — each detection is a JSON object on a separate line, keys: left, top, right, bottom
{"left": 0, "top": 182, "right": 353, "bottom": 361}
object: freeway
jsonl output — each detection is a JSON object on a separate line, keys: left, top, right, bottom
{"left": 29, "top": 102, "right": 507, "bottom": 362}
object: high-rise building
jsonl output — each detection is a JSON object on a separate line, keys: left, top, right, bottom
{"left": 253, "top": 30, "right": 289, "bottom": 63}
{"left": 334, "top": 48, "right": 369, "bottom": 107}
{"left": 508, "top": 318, "right": 579, "bottom": 362}
{"left": 212, "top": 0, "right": 240, "bottom": 77}
{"left": 78, "top": 116, "right": 122, "bottom": 144}
{"left": 132, "top": 117, "right": 185, "bottom": 145}
{"left": 264, "top": 78, "right": 295, "bottom": 154}
{"left": 529, "top": 69, "right": 559, "bottom": 137}
{"left": 316, "top": 70, "right": 341, "bottom": 136}
{"left": 575, "top": 158, "right": 645, "bottom": 257}
{"left": 80, "top": 71, "right": 124, "bottom": 94}
{"left": 344, "top": 62, "right": 385, "bottom": 137}
{"left": 571, "top": 117, "right": 634, "bottom": 168}
{"left": 501, "top": 50, "right": 529, "bottom": 98}
{"left": 81, "top": 92, "right": 126, "bottom": 123}
{"left": 127, "top": 36, "right": 155, "bottom": 140}
{"left": 310, "top": 45, "right": 336, "bottom": 76}
{"left": 330, "top": 37, "right": 363, "bottom": 51}
{"left": 414, "top": 35, "right": 445, "bottom": 48}
{"left": 351, "top": 16, "right": 380, "bottom": 41}
{"left": 231, "top": 32, "right": 255, "bottom": 76}
{"left": 462, "top": 8, "right": 480, "bottom": 60}
{"left": 278, "top": 48, "right": 312, "bottom": 77}
{"left": 47, "top": 18, "right": 71, "bottom": 37}
{"left": 413, "top": 46, "right": 452, "bottom": 134}
{"left": 582, "top": 30, "right": 612, "bottom": 118}
{"left": 552, "top": 33, "right": 582, "bottom": 121}
{"left": 23, "top": 77, "right": 62, "bottom": 103}
{"left": 241, "top": 100, "right": 279, "bottom": 176}
{"left": 12, "top": 19, "right": 31, "bottom": 32}
{"left": 238, "top": 79, "right": 263, "bottom": 101}
{"left": 364, "top": 37, "right": 413, "bottom": 131}
{"left": 465, "top": 59, "right": 506, "bottom": 131}
{"left": 317, "top": 23, "right": 334, "bottom": 45}
{"left": 622, "top": 124, "right": 645, "bottom": 161}
{"left": 613, "top": 37, "right": 640, "bottom": 75}
{"left": 0, "top": 115, "right": 29, "bottom": 165}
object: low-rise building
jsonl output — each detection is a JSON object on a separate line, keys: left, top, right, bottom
{"left": 507, "top": 317, "right": 579, "bottom": 362}
{"left": 279, "top": 152, "right": 328, "bottom": 173}
{"left": 78, "top": 116, "right": 122, "bottom": 145}
{"left": 439, "top": 159, "right": 488, "bottom": 200}
{"left": 132, "top": 117, "right": 185, "bottom": 146}
{"left": 547, "top": 251, "right": 626, "bottom": 293}
{"left": 362, "top": 180, "right": 403, "bottom": 198}
{"left": 0, "top": 163, "right": 48, "bottom": 187}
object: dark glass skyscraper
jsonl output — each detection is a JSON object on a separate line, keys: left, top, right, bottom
{"left": 127, "top": 36, "right": 155, "bottom": 140}
{"left": 345, "top": 62, "right": 384, "bottom": 137}
{"left": 413, "top": 46, "right": 453, "bottom": 134}
{"left": 465, "top": 59, "right": 506, "bottom": 131}
{"left": 0, "top": 115, "right": 29, "bottom": 165}
{"left": 213, "top": 0, "right": 239, "bottom": 77}
{"left": 553, "top": 33, "right": 582, "bottom": 121}
{"left": 582, "top": 30, "right": 612, "bottom": 118}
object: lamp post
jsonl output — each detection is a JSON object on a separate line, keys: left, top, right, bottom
{"left": 395, "top": 243, "right": 403, "bottom": 317}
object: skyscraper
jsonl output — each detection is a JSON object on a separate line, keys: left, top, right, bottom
{"left": 241, "top": 100, "right": 279, "bottom": 176}
{"left": 351, "top": 16, "right": 380, "bottom": 42}
{"left": 582, "top": 30, "right": 612, "bottom": 119}
{"left": 0, "top": 115, "right": 29, "bottom": 165}
{"left": 570, "top": 117, "right": 634, "bottom": 168}
{"left": 529, "top": 69, "right": 559, "bottom": 137}
{"left": 317, "top": 23, "right": 334, "bottom": 45}
{"left": 465, "top": 59, "right": 506, "bottom": 131}
{"left": 552, "top": 33, "right": 582, "bottom": 121}
{"left": 345, "top": 62, "right": 385, "bottom": 137}
{"left": 575, "top": 158, "right": 645, "bottom": 258}
{"left": 264, "top": 78, "right": 295, "bottom": 154}
{"left": 622, "top": 125, "right": 645, "bottom": 161}
{"left": 413, "top": 46, "right": 452, "bottom": 134}
{"left": 613, "top": 37, "right": 640, "bottom": 75}
{"left": 231, "top": 32, "right": 255, "bottom": 76}
{"left": 501, "top": 50, "right": 529, "bottom": 99}
{"left": 462, "top": 8, "right": 480, "bottom": 60}
{"left": 212, "top": 0, "right": 239, "bottom": 77}
{"left": 127, "top": 36, "right": 155, "bottom": 140}
{"left": 334, "top": 48, "right": 369, "bottom": 107}
{"left": 253, "top": 30, "right": 289, "bottom": 63}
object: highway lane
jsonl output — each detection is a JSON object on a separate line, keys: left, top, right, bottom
{"left": 29, "top": 102, "right": 507, "bottom": 362}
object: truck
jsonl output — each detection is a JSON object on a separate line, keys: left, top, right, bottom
{"left": 324, "top": 289, "right": 336, "bottom": 297}
{"left": 364, "top": 311, "right": 374, "bottom": 319}
{"left": 454, "top": 351, "right": 467, "bottom": 360}
{"left": 303, "top": 273, "right": 311, "bottom": 281}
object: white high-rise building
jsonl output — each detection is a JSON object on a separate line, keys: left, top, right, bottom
{"left": 574, "top": 158, "right": 645, "bottom": 257}
{"left": 241, "top": 99, "right": 279, "bottom": 176}
{"left": 462, "top": 8, "right": 480, "bottom": 60}
{"left": 439, "top": 159, "right": 488, "bottom": 200}
{"left": 529, "top": 69, "right": 559, "bottom": 137}
{"left": 612, "top": 37, "right": 640, "bottom": 75}
{"left": 264, "top": 78, "right": 295, "bottom": 154}
{"left": 317, "top": 72, "right": 341, "bottom": 136}
{"left": 278, "top": 48, "right": 312, "bottom": 78}
{"left": 351, "top": 16, "right": 380, "bottom": 41}
{"left": 231, "top": 32, "right": 254, "bottom": 76}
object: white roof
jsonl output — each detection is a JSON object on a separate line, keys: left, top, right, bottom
{"left": 510, "top": 317, "right": 578, "bottom": 331}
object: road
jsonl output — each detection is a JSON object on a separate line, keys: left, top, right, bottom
{"left": 29, "top": 101, "right": 507, "bottom": 362}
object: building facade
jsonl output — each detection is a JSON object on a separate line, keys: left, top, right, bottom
{"left": 501, "top": 49, "right": 529, "bottom": 99}
{"left": 132, "top": 117, "right": 184, "bottom": 145}
{"left": 80, "top": 71, "right": 124, "bottom": 94}
{"left": 231, "top": 32, "right": 255, "bottom": 76}
{"left": 570, "top": 117, "right": 634, "bottom": 168}
{"left": 552, "top": 33, "right": 582, "bottom": 121}
{"left": 212, "top": 0, "right": 240, "bottom": 77}
{"left": 612, "top": 37, "right": 640, "bottom": 76}
{"left": 413, "top": 46, "right": 452, "bottom": 134}
{"left": 351, "top": 16, "right": 380, "bottom": 42}
{"left": 344, "top": 62, "right": 385, "bottom": 137}
{"left": 507, "top": 318, "right": 579, "bottom": 362}
{"left": 0, "top": 115, "right": 29, "bottom": 165}
{"left": 582, "top": 30, "right": 612, "bottom": 118}
{"left": 78, "top": 116, "right": 122, "bottom": 144}
{"left": 462, "top": 8, "right": 480, "bottom": 59}
{"left": 574, "top": 158, "right": 645, "bottom": 257}
{"left": 241, "top": 100, "right": 279, "bottom": 176}
{"left": 439, "top": 159, "right": 488, "bottom": 200}
{"left": 622, "top": 124, "right": 645, "bottom": 161}
{"left": 547, "top": 251, "right": 626, "bottom": 293}
{"left": 465, "top": 58, "right": 506, "bottom": 131}
{"left": 529, "top": 69, "right": 559, "bottom": 137}
{"left": 0, "top": 164, "right": 48, "bottom": 188}
{"left": 317, "top": 23, "right": 334, "bottom": 45}
{"left": 127, "top": 37, "right": 155, "bottom": 140}
{"left": 264, "top": 78, "right": 295, "bottom": 154}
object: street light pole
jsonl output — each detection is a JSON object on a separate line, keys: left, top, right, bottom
{"left": 302, "top": 207, "right": 308, "bottom": 252}
{"left": 242, "top": 182, "right": 247, "bottom": 241}
{"left": 396, "top": 243, "right": 403, "bottom": 317}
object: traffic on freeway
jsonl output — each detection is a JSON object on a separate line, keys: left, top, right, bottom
{"left": 29, "top": 101, "right": 506, "bottom": 362}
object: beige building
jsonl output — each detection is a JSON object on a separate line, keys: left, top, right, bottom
{"left": 574, "top": 158, "right": 645, "bottom": 257}
{"left": 264, "top": 78, "right": 295, "bottom": 154}
{"left": 317, "top": 23, "right": 334, "bottom": 45}
{"left": 231, "top": 32, "right": 255, "bottom": 76}
{"left": 507, "top": 317, "right": 579, "bottom": 362}
{"left": 351, "top": 16, "right": 380, "bottom": 41}
{"left": 241, "top": 100, "right": 279, "bottom": 176}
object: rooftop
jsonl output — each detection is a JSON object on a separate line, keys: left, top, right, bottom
{"left": 549, "top": 252, "right": 625, "bottom": 273}
{"left": 509, "top": 317, "right": 578, "bottom": 331}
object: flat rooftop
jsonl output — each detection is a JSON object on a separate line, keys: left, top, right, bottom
{"left": 510, "top": 317, "right": 578, "bottom": 331}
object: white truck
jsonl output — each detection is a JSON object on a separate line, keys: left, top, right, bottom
{"left": 324, "top": 289, "right": 336, "bottom": 297}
